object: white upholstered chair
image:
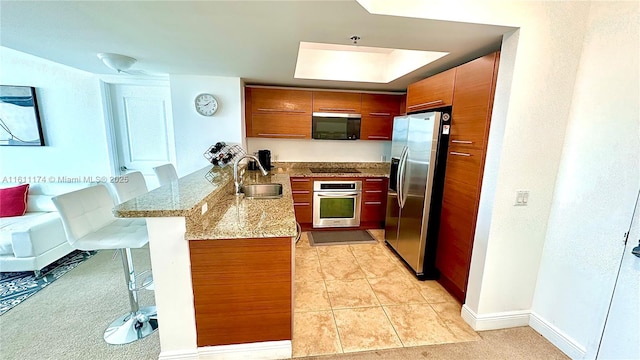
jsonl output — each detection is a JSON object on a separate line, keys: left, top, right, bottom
{"left": 52, "top": 184, "right": 157, "bottom": 345}
{"left": 109, "top": 171, "right": 148, "bottom": 204}
{"left": 152, "top": 163, "right": 178, "bottom": 186}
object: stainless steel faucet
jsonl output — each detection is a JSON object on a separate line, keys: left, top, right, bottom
{"left": 233, "top": 154, "right": 269, "bottom": 195}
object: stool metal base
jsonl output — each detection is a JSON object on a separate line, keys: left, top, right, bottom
{"left": 103, "top": 306, "right": 158, "bottom": 345}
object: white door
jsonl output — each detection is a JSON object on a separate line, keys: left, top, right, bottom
{"left": 598, "top": 190, "right": 640, "bottom": 359}
{"left": 108, "top": 83, "right": 175, "bottom": 189}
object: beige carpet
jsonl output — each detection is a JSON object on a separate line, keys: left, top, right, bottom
{"left": 0, "top": 246, "right": 568, "bottom": 360}
{"left": 0, "top": 247, "right": 160, "bottom": 360}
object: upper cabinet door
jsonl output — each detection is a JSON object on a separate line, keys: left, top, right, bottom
{"left": 246, "top": 87, "right": 313, "bottom": 139}
{"left": 312, "top": 91, "right": 362, "bottom": 113}
{"left": 360, "top": 94, "right": 402, "bottom": 141}
{"left": 449, "top": 52, "right": 499, "bottom": 150}
{"left": 406, "top": 68, "right": 456, "bottom": 113}
{"left": 251, "top": 88, "right": 312, "bottom": 114}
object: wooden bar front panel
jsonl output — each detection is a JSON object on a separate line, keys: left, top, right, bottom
{"left": 189, "top": 237, "right": 292, "bottom": 347}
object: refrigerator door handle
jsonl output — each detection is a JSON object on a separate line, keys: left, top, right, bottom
{"left": 397, "top": 145, "right": 409, "bottom": 208}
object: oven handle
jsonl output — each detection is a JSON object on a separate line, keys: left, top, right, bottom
{"left": 315, "top": 192, "right": 360, "bottom": 197}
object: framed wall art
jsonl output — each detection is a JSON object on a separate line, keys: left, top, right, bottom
{"left": 0, "top": 85, "right": 45, "bottom": 146}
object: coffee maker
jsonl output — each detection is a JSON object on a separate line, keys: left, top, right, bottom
{"left": 257, "top": 149, "right": 272, "bottom": 170}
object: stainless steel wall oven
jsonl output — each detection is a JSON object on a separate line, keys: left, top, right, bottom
{"left": 313, "top": 180, "right": 362, "bottom": 228}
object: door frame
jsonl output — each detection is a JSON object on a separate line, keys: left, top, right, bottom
{"left": 99, "top": 75, "right": 175, "bottom": 177}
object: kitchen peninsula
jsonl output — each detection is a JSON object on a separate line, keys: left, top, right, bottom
{"left": 113, "top": 162, "right": 390, "bottom": 359}
{"left": 114, "top": 165, "right": 298, "bottom": 359}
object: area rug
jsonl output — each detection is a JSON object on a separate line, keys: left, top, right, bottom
{"left": 0, "top": 250, "right": 98, "bottom": 316}
{"left": 308, "top": 230, "right": 378, "bottom": 246}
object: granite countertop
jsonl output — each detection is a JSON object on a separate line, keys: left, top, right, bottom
{"left": 113, "top": 161, "right": 390, "bottom": 241}
{"left": 270, "top": 161, "right": 390, "bottom": 177}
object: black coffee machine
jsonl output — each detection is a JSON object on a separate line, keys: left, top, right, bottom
{"left": 257, "top": 149, "right": 272, "bottom": 170}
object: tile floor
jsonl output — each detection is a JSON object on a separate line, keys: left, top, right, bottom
{"left": 292, "top": 229, "right": 480, "bottom": 357}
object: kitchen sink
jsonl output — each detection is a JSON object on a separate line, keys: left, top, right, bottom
{"left": 241, "top": 183, "right": 283, "bottom": 199}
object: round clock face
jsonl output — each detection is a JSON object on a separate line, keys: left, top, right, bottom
{"left": 194, "top": 93, "right": 218, "bottom": 116}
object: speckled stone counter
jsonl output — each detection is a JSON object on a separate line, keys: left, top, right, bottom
{"left": 271, "top": 161, "right": 390, "bottom": 178}
{"left": 113, "top": 165, "right": 297, "bottom": 240}
{"left": 113, "top": 162, "right": 390, "bottom": 240}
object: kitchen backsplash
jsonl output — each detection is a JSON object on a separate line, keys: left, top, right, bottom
{"left": 246, "top": 138, "right": 391, "bottom": 163}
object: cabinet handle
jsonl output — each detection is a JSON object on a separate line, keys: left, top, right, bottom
{"left": 451, "top": 140, "right": 473, "bottom": 144}
{"left": 294, "top": 202, "right": 310, "bottom": 206}
{"left": 365, "top": 201, "right": 382, "bottom": 205}
{"left": 318, "top": 107, "right": 357, "bottom": 112}
{"left": 365, "top": 178, "right": 383, "bottom": 182}
{"left": 292, "top": 190, "right": 310, "bottom": 194}
{"left": 257, "top": 133, "right": 306, "bottom": 137}
{"left": 367, "top": 135, "right": 390, "bottom": 140}
{"left": 408, "top": 100, "right": 443, "bottom": 109}
{"left": 291, "top": 179, "right": 310, "bottom": 182}
{"left": 369, "top": 112, "right": 391, "bottom": 116}
{"left": 450, "top": 151, "right": 471, "bottom": 157}
{"left": 256, "top": 108, "right": 306, "bottom": 113}
{"left": 366, "top": 190, "right": 383, "bottom": 193}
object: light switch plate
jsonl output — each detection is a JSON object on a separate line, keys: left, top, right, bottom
{"left": 515, "top": 190, "right": 529, "bottom": 206}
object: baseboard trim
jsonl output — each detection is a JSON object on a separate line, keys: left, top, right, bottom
{"left": 158, "top": 349, "right": 198, "bottom": 360}
{"left": 198, "top": 340, "right": 292, "bottom": 360}
{"left": 461, "top": 305, "right": 531, "bottom": 331}
{"left": 529, "top": 312, "right": 586, "bottom": 359}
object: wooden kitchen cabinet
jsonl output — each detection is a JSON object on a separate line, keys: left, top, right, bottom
{"left": 190, "top": 237, "right": 292, "bottom": 347}
{"left": 312, "top": 91, "right": 362, "bottom": 113}
{"left": 245, "top": 87, "right": 312, "bottom": 139}
{"left": 435, "top": 52, "right": 500, "bottom": 302}
{"left": 290, "top": 177, "right": 313, "bottom": 225}
{"left": 449, "top": 52, "right": 500, "bottom": 150}
{"left": 360, "top": 94, "right": 402, "bottom": 141}
{"left": 361, "top": 177, "right": 388, "bottom": 226}
{"left": 406, "top": 68, "right": 456, "bottom": 113}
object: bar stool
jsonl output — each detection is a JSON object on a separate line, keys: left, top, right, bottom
{"left": 52, "top": 184, "right": 158, "bottom": 345}
{"left": 108, "top": 171, "right": 154, "bottom": 290}
{"left": 109, "top": 171, "right": 148, "bottom": 204}
{"left": 152, "top": 163, "right": 178, "bottom": 186}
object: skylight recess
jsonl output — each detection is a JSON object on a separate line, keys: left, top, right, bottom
{"left": 294, "top": 42, "right": 448, "bottom": 83}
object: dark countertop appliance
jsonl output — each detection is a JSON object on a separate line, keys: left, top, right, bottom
{"left": 257, "top": 149, "right": 272, "bottom": 170}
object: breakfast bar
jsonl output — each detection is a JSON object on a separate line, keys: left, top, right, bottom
{"left": 114, "top": 165, "right": 298, "bottom": 359}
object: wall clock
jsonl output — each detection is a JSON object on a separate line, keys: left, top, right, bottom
{"left": 194, "top": 93, "right": 219, "bottom": 116}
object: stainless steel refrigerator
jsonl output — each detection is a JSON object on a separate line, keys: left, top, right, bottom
{"left": 385, "top": 109, "right": 451, "bottom": 279}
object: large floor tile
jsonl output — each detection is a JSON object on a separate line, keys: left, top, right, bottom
{"left": 417, "top": 280, "right": 459, "bottom": 304}
{"left": 430, "top": 302, "right": 481, "bottom": 342}
{"left": 367, "top": 276, "right": 426, "bottom": 305}
{"left": 356, "top": 254, "right": 405, "bottom": 278}
{"left": 318, "top": 256, "right": 366, "bottom": 280}
{"left": 293, "top": 310, "right": 342, "bottom": 357}
{"left": 325, "top": 278, "right": 379, "bottom": 309}
{"left": 383, "top": 304, "right": 459, "bottom": 347}
{"left": 295, "top": 257, "right": 324, "bottom": 282}
{"left": 295, "top": 280, "right": 331, "bottom": 312}
{"left": 332, "top": 307, "right": 402, "bottom": 353}
{"left": 316, "top": 245, "right": 356, "bottom": 259}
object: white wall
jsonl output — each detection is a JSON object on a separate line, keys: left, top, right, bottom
{"left": 169, "top": 75, "right": 243, "bottom": 176}
{"left": 0, "top": 47, "right": 110, "bottom": 178}
{"left": 360, "top": 1, "right": 640, "bottom": 354}
{"left": 247, "top": 138, "right": 390, "bottom": 163}
{"left": 531, "top": 2, "right": 640, "bottom": 358}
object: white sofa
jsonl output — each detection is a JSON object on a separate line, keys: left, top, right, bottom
{"left": 0, "top": 183, "right": 90, "bottom": 277}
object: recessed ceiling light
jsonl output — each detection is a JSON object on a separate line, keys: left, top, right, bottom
{"left": 294, "top": 42, "right": 448, "bottom": 83}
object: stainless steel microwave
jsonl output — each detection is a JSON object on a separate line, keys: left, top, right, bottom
{"left": 312, "top": 112, "right": 361, "bottom": 140}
